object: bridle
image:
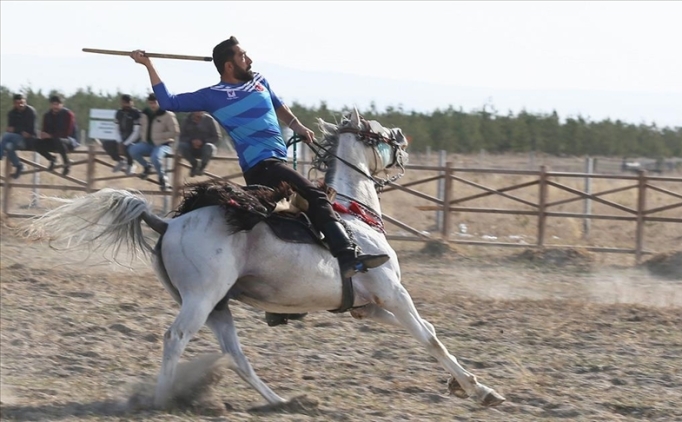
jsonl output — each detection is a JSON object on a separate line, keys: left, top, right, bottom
{"left": 290, "top": 117, "right": 407, "bottom": 192}
{"left": 337, "top": 118, "right": 406, "bottom": 171}
{"left": 286, "top": 118, "right": 408, "bottom": 228}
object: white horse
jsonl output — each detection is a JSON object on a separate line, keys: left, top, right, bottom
{"left": 26, "top": 108, "right": 505, "bottom": 409}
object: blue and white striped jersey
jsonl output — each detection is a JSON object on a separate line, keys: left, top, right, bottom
{"left": 153, "top": 72, "right": 286, "bottom": 172}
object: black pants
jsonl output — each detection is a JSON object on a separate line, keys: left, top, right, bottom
{"left": 34, "top": 138, "right": 70, "bottom": 164}
{"left": 177, "top": 142, "right": 216, "bottom": 169}
{"left": 243, "top": 158, "right": 338, "bottom": 229}
{"left": 101, "top": 140, "right": 133, "bottom": 165}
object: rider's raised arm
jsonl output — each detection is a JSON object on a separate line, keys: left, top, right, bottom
{"left": 152, "top": 82, "right": 209, "bottom": 113}
{"left": 131, "top": 49, "right": 209, "bottom": 113}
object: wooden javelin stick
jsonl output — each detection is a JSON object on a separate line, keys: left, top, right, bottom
{"left": 82, "top": 48, "right": 212, "bottom": 62}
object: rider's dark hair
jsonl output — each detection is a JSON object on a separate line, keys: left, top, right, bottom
{"left": 212, "top": 36, "right": 240, "bottom": 76}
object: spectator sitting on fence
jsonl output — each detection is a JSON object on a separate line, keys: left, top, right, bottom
{"left": 1, "top": 94, "right": 37, "bottom": 179}
{"left": 106, "top": 94, "right": 142, "bottom": 175}
{"left": 130, "top": 93, "right": 179, "bottom": 191}
{"left": 177, "top": 111, "right": 220, "bottom": 177}
{"left": 35, "top": 95, "right": 78, "bottom": 177}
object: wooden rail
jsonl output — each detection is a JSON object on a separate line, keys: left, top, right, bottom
{"left": 403, "top": 162, "right": 682, "bottom": 261}
{"left": 0, "top": 145, "right": 245, "bottom": 215}
{"left": 2, "top": 149, "right": 681, "bottom": 262}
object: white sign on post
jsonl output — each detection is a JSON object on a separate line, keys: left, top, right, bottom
{"left": 89, "top": 109, "right": 117, "bottom": 120}
{"left": 88, "top": 108, "right": 119, "bottom": 141}
{"left": 88, "top": 120, "right": 120, "bottom": 141}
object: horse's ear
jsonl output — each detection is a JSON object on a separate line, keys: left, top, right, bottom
{"left": 317, "top": 118, "right": 337, "bottom": 134}
{"left": 350, "top": 107, "right": 361, "bottom": 128}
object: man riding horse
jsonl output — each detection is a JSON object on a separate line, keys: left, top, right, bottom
{"left": 130, "top": 37, "right": 390, "bottom": 327}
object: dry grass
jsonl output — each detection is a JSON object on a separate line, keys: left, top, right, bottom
{"left": 642, "top": 251, "right": 682, "bottom": 280}
{"left": 0, "top": 221, "right": 681, "bottom": 421}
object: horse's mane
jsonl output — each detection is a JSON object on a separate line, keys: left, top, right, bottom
{"left": 312, "top": 117, "right": 350, "bottom": 176}
{"left": 173, "top": 180, "right": 294, "bottom": 233}
{"left": 317, "top": 118, "right": 344, "bottom": 147}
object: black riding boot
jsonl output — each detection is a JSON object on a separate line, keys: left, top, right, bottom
{"left": 322, "top": 221, "right": 390, "bottom": 279}
{"left": 264, "top": 312, "right": 308, "bottom": 327}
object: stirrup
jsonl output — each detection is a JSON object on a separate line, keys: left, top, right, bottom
{"left": 340, "top": 253, "right": 390, "bottom": 279}
{"left": 265, "top": 312, "right": 308, "bottom": 327}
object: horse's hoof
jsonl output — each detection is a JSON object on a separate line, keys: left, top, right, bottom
{"left": 481, "top": 390, "right": 505, "bottom": 407}
{"left": 447, "top": 377, "right": 468, "bottom": 399}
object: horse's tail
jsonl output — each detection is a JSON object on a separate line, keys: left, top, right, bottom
{"left": 24, "top": 188, "right": 168, "bottom": 261}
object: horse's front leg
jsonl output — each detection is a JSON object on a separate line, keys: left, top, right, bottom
{"left": 352, "top": 304, "right": 471, "bottom": 397}
{"left": 206, "top": 305, "right": 287, "bottom": 405}
{"left": 360, "top": 275, "right": 505, "bottom": 407}
{"left": 351, "top": 303, "right": 436, "bottom": 335}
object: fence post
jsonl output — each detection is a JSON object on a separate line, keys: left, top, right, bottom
{"left": 436, "top": 149, "right": 446, "bottom": 231}
{"left": 537, "top": 165, "right": 548, "bottom": 247}
{"left": 171, "top": 153, "right": 182, "bottom": 210}
{"left": 300, "top": 144, "right": 307, "bottom": 177}
{"left": 635, "top": 169, "right": 647, "bottom": 263}
{"left": 29, "top": 151, "right": 40, "bottom": 208}
{"left": 441, "top": 161, "right": 454, "bottom": 239}
{"left": 2, "top": 155, "right": 12, "bottom": 215}
{"left": 583, "top": 157, "right": 594, "bottom": 238}
{"left": 86, "top": 144, "right": 96, "bottom": 193}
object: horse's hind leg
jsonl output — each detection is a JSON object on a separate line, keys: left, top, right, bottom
{"left": 206, "top": 305, "right": 286, "bottom": 405}
{"left": 370, "top": 284, "right": 505, "bottom": 407}
{"left": 154, "top": 298, "right": 215, "bottom": 409}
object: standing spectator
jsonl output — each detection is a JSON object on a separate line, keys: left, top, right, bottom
{"left": 35, "top": 95, "right": 77, "bottom": 176}
{"left": 177, "top": 111, "right": 220, "bottom": 176}
{"left": 130, "top": 93, "right": 179, "bottom": 191}
{"left": 0, "top": 94, "right": 37, "bottom": 179}
{"left": 105, "top": 94, "right": 142, "bottom": 175}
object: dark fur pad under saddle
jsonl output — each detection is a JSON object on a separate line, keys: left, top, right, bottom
{"left": 173, "top": 179, "right": 324, "bottom": 245}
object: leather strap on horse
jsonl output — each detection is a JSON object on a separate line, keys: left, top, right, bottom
{"left": 328, "top": 275, "right": 355, "bottom": 314}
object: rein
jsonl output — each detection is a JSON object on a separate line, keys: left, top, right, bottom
{"left": 287, "top": 119, "right": 406, "bottom": 192}
{"left": 287, "top": 134, "right": 380, "bottom": 187}
{"left": 285, "top": 119, "right": 406, "bottom": 231}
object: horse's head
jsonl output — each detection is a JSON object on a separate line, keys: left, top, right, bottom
{"left": 315, "top": 108, "right": 409, "bottom": 187}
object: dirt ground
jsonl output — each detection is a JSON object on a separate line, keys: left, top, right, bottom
{"left": 1, "top": 213, "right": 681, "bottom": 422}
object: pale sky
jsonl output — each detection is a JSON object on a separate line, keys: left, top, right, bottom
{"left": 1, "top": 1, "right": 681, "bottom": 127}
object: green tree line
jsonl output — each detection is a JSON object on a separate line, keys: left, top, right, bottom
{"left": 2, "top": 85, "right": 680, "bottom": 157}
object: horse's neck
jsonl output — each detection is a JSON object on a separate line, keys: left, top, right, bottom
{"left": 326, "top": 143, "right": 382, "bottom": 215}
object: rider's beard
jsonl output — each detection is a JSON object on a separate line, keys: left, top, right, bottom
{"left": 233, "top": 65, "right": 254, "bottom": 82}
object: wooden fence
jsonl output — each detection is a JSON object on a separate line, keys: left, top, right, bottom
{"left": 2, "top": 148, "right": 681, "bottom": 262}
{"left": 382, "top": 162, "right": 682, "bottom": 262}
{"left": 0, "top": 145, "right": 246, "bottom": 216}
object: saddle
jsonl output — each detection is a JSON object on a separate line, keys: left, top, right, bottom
{"left": 262, "top": 209, "right": 323, "bottom": 246}
{"left": 174, "top": 179, "right": 330, "bottom": 244}
{"left": 256, "top": 185, "right": 330, "bottom": 245}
